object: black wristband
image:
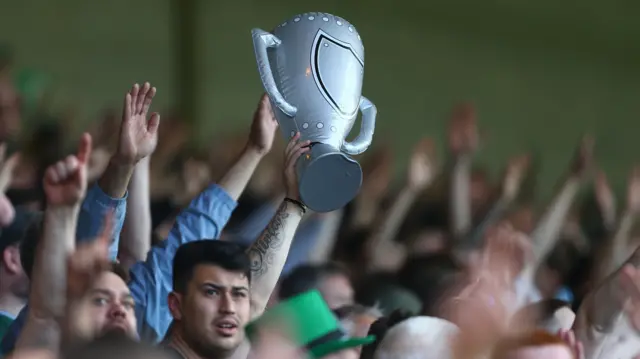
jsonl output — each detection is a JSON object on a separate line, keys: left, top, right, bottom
{"left": 284, "top": 197, "right": 306, "bottom": 214}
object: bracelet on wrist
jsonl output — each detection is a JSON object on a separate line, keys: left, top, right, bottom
{"left": 284, "top": 197, "right": 306, "bottom": 214}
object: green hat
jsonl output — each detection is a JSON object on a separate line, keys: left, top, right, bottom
{"left": 246, "top": 290, "right": 375, "bottom": 358}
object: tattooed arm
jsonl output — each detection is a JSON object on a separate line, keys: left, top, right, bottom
{"left": 247, "top": 201, "right": 303, "bottom": 317}
{"left": 247, "top": 133, "right": 308, "bottom": 318}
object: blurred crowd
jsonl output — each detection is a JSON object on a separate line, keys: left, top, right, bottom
{"left": 0, "top": 45, "right": 640, "bottom": 359}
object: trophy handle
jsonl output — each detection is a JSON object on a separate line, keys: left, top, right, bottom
{"left": 341, "top": 96, "right": 377, "bottom": 155}
{"left": 251, "top": 28, "right": 298, "bottom": 118}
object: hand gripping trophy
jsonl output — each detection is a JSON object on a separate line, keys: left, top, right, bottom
{"left": 252, "top": 12, "right": 377, "bottom": 213}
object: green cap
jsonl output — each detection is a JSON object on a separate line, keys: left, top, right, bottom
{"left": 246, "top": 290, "right": 375, "bottom": 358}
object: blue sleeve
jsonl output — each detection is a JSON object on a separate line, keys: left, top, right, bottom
{"left": 0, "top": 185, "right": 127, "bottom": 355}
{"left": 127, "top": 184, "right": 237, "bottom": 342}
{"left": 77, "top": 184, "right": 128, "bottom": 260}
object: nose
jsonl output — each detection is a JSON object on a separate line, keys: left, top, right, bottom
{"left": 218, "top": 292, "right": 236, "bottom": 314}
{"left": 108, "top": 302, "right": 127, "bottom": 320}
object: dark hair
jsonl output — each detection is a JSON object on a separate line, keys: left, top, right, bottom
{"left": 278, "top": 263, "right": 349, "bottom": 300}
{"left": 359, "top": 310, "right": 414, "bottom": 359}
{"left": 396, "top": 253, "right": 463, "bottom": 317}
{"left": 0, "top": 208, "right": 39, "bottom": 259}
{"left": 545, "top": 240, "right": 581, "bottom": 283}
{"left": 333, "top": 303, "right": 381, "bottom": 321}
{"left": 110, "top": 262, "right": 131, "bottom": 283}
{"left": 172, "top": 240, "right": 251, "bottom": 294}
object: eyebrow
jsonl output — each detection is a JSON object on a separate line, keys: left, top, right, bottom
{"left": 88, "top": 288, "right": 113, "bottom": 297}
{"left": 201, "top": 283, "right": 250, "bottom": 292}
{"left": 88, "top": 288, "right": 134, "bottom": 301}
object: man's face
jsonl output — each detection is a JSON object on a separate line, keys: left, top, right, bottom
{"left": 318, "top": 274, "right": 354, "bottom": 309}
{"left": 67, "top": 271, "right": 138, "bottom": 341}
{"left": 171, "top": 264, "right": 251, "bottom": 356}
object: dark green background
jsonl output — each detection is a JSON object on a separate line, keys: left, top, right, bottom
{"left": 2, "top": 0, "right": 640, "bottom": 198}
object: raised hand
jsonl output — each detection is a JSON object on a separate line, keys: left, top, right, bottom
{"left": 282, "top": 132, "right": 310, "bottom": 201}
{"left": 43, "top": 133, "right": 92, "bottom": 207}
{"left": 116, "top": 82, "right": 160, "bottom": 164}
{"left": 502, "top": 154, "right": 531, "bottom": 201}
{"left": 557, "top": 329, "right": 585, "bottom": 359}
{"left": 447, "top": 102, "right": 479, "bottom": 155}
{"left": 570, "top": 135, "right": 595, "bottom": 178}
{"left": 248, "top": 94, "right": 279, "bottom": 155}
{"left": 628, "top": 166, "right": 640, "bottom": 213}
{"left": 476, "top": 223, "right": 532, "bottom": 287}
{"left": 407, "top": 138, "right": 437, "bottom": 191}
{"left": 594, "top": 169, "right": 616, "bottom": 227}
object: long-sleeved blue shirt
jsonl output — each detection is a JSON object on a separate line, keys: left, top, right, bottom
{"left": 0, "top": 183, "right": 237, "bottom": 353}
{"left": 131, "top": 184, "right": 236, "bottom": 341}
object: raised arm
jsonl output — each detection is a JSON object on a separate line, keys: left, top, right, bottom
{"left": 218, "top": 94, "right": 278, "bottom": 201}
{"left": 78, "top": 82, "right": 160, "bottom": 259}
{"left": 118, "top": 157, "right": 152, "bottom": 269}
{"left": 247, "top": 133, "right": 308, "bottom": 318}
{"left": 447, "top": 103, "right": 479, "bottom": 241}
{"left": 467, "top": 154, "right": 530, "bottom": 247}
{"left": 0, "top": 84, "right": 161, "bottom": 354}
{"left": 127, "top": 93, "right": 278, "bottom": 341}
{"left": 592, "top": 167, "right": 640, "bottom": 283}
{"left": 16, "top": 134, "right": 91, "bottom": 352}
{"left": 575, "top": 247, "right": 640, "bottom": 359}
{"left": 365, "top": 138, "right": 438, "bottom": 272}
{"left": 520, "top": 137, "right": 593, "bottom": 281}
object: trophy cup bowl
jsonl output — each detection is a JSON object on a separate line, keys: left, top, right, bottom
{"left": 252, "top": 12, "right": 377, "bottom": 212}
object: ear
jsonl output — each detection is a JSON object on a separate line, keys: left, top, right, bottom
{"left": 2, "top": 245, "right": 23, "bottom": 275}
{"left": 168, "top": 291, "right": 183, "bottom": 320}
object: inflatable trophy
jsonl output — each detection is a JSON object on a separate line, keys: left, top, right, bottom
{"left": 252, "top": 12, "right": 377, "bottom": 213}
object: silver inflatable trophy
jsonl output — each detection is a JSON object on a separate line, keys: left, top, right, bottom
{"left": 252, "top": 12, "right": 377, "bottom": 213}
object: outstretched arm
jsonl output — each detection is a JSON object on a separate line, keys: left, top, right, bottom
{"left": 248, "top": 133, "right": 308, "bottom": 318}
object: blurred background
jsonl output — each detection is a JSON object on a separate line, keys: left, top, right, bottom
{"left": 2, "top": 0, "right": 640, "bottom": 198}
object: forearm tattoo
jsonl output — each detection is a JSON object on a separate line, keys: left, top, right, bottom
{"left": 247, "top": 201, "right": 293, "bottom": 279}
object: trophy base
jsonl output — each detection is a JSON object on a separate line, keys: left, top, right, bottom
{"left": 297, "top": 143, "right": 363, "bottom": 213}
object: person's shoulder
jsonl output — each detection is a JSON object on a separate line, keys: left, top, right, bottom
{"left": 0, "top": 313, "right": 14, "bottom": 349}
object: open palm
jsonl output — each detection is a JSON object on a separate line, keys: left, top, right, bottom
{"left": 248, "top": 94, "right": 279, "bottom": 155}
{"left": 118, "top": 82, "right": 160, "bottom": 164}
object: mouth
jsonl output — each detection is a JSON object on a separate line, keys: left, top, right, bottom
{"left": 105, "top": 321, "right": 129, "bottom": 333}
{"left": 214, "top": 319, "right": 239, "bottom": 337}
